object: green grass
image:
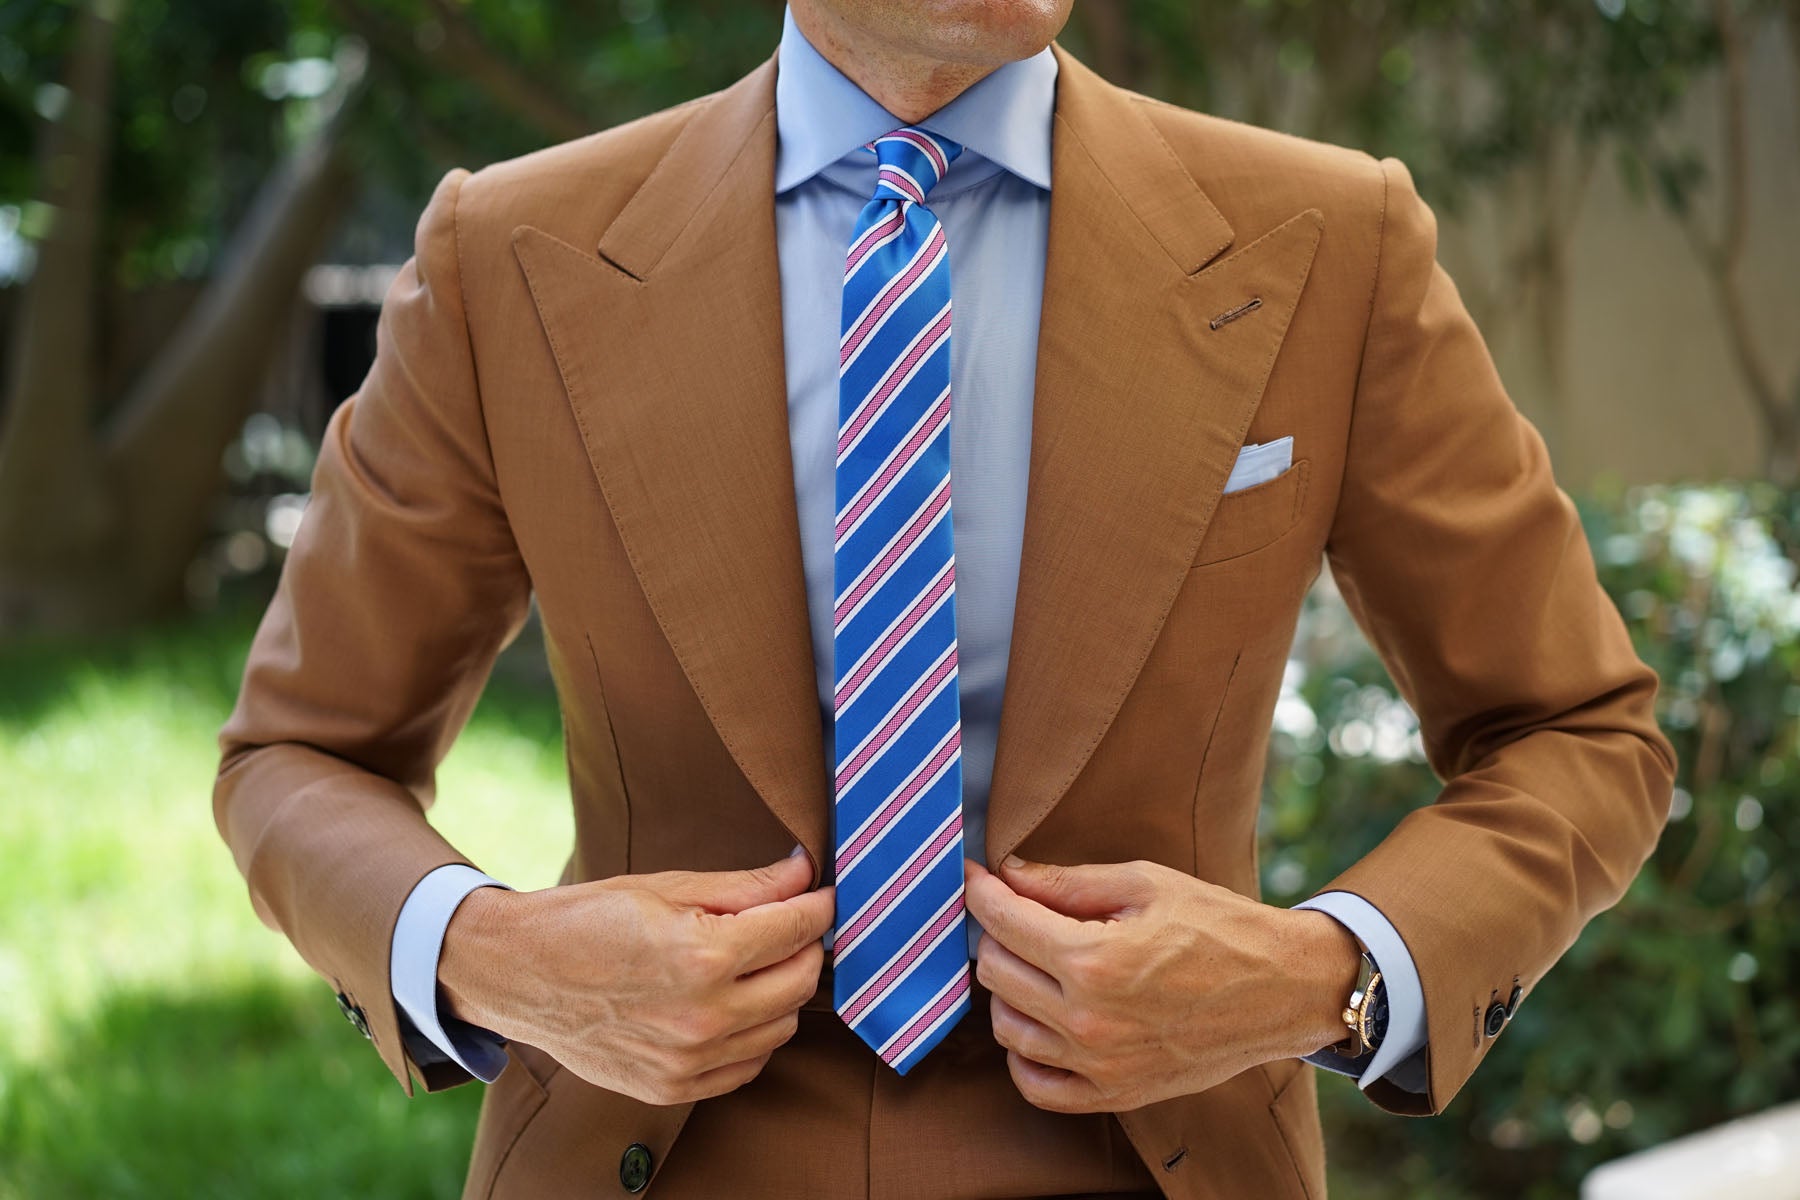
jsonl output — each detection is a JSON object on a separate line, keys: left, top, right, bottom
{"left": 0, "top": 592, "right": 572, "bottom": 1198}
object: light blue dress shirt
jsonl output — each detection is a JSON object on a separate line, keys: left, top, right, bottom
{"left": 391, "top": 5, "right": 1429, "bottom": 1096}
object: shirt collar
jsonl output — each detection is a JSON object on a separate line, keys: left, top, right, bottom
{"left": 773, "top": 5, "right": 1056, "bottom": 195}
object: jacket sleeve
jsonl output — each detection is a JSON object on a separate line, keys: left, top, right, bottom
{"left": 1315, "top": 156, "right": 1677, "bottom": 1116}
{"left": 213, "top": 167, "right": 531, "bottom": 1095}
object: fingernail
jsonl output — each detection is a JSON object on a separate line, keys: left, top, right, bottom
{"left": 1002, "top": 854, "right": 1025, "bottom": 871}
{"left": 787, "top": 843, "right": 807, "bottom": 859}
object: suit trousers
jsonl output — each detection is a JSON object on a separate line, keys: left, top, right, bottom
{"left": 654, "top": 981, "right": 1161, "bottom": 1199}
{"left": 473, "top": 974, "right": 1163, "bottom": 1199}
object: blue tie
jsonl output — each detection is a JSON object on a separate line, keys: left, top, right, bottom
{"left": 830, "top": 127, "right": 970, "bottom": 1074}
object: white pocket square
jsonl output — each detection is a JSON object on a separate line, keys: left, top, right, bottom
{"left": 1223, "top": 436, "right": 1293, "bottom": 494}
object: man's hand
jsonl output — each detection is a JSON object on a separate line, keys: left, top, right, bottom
{"left": 964, "top": 856, "right": 1359, "bottom": 1113}
{"left": 438, "top": 850, "right": 833, "bottom": 1105}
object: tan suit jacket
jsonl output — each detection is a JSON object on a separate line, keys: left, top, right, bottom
{"left": 215, "top": 43, "right": 1676, "bottom": 1200}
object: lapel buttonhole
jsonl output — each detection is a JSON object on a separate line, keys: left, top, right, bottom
{"left": 1208, "top": 296, "right": 1263, "bottom": 331}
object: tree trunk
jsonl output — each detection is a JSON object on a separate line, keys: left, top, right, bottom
{"left": 1691, "top": 0, "right": 1799, "bottom": 485}
{"left": 101, "top": 109, "right": 358, "bottom": 617}
{"left": 0, "top": 0, "right": 121, "bottom": 629}
{"left": 0, "top": 12, "right": 363, "bottom": 634}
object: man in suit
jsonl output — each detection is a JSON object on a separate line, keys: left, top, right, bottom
{"left": 214, "top": 1, "right": 1676, "bottom": 1196}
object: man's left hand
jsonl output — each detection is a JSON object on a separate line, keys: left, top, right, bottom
{"left": 963, "top": 856, "right": 1360, "bottom": 1113}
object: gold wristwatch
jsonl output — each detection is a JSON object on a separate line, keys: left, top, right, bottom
{"left": 1332, "top": 949, "right": 1388, "bottom": 1059}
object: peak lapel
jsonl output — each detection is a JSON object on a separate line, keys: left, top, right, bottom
{"left": 984, "top": 49, "right": 1325, "bottom": 866}
{"left": 512, "top": 59, "right": 832, "bottom": 872}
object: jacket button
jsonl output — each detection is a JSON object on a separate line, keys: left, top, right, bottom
{"left": 619, "top": 1142, "right": 653, "bottom": 1193}
{"left": 335, "top": 991, "right": 371, "bottom": 1039}
{"left": 1506, "top": 984, "right": 1523, "bottom": 1017}
{"left": 1483, "top": 1002, "right": 1507, "bottom": 1038}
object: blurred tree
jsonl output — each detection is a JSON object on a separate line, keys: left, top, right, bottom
{"left": 0, "top": 0, "right": 782, "bottom": 632}
{"left": 307, "top": 0, "right": 783, "bottom": 207}
{"left": 0, "top": 0, "right": 360, "bottom": 631}
{"left": 1633, "top": 0, "right": 1800, "bottom": 486}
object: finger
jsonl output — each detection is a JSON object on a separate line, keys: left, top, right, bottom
{"left": 700, "top": 1009, "right": 803, "bottom": 1072}
{"left": 652, "top": 849, "right": 814, "bottom": 914}
{"left": 1006, "top": 1050, "right": 1107, "bottom": 1115}
{"left": 973, "top": 933, "right": 1066, "bottom": 1029}
{"left": 729, "top": 938, "right": 825, "bottom": 1022}
{"left": 681, "top": 1051, "right": 775, "bottom": 1102}
{"left": 989, "top": 994, "right": 1071, "bottom": 1069}
{"left": 714, "top": 885, "right": 836, "bottom": 974}
{"left": 963, "top": 862, "right": 1089, "bottom": 976}
{"left": 998, "top": 857, "right": 1156, "bottom": 920}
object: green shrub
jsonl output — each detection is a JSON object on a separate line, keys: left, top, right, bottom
{"left": 1261, "top": 482, "right": 1800, "bottom": 1199}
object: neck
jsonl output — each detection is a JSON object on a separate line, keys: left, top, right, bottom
{"left": 789, "top": 2, "right": 998, "bottom": 125}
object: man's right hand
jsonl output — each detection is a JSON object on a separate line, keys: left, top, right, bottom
{"left": 437, "top": 849, "right": 833, "bottom": 1105}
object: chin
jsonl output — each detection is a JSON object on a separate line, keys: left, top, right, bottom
{"left": 861, "top": 0, "right": 1075, "bottom": 66}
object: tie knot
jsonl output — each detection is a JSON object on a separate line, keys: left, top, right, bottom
{"left": 868, "top": 128, "right": 963, "bottom": 204}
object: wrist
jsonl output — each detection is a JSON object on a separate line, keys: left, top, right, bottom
{"left": 438, "top": 885, "right": 516, "bottom": 1034}
{"left": 1282, "top": 909, "right": 1363, "bottom": 1059}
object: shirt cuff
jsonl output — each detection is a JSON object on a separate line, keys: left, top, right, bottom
{"left": 390, "top": 863, "right": 514, "bottom": 1084}
{"left": 1292, "top": 889, "right": 1429, "bottom": 1093}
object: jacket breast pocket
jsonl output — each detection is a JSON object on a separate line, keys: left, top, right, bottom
{"left": 1192, "top": 459, "right": 1310, "bottom": 568}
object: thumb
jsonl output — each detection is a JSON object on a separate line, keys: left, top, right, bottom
{"left": 653, "top": 845, "right": 816, "bottom": 914}
{"left": 997, "top": 856, "right": 1154, "bottom": 920}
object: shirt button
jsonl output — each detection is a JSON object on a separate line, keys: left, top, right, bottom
{"left": 619, "top": 1142, "right": 653, "bottom": 1193}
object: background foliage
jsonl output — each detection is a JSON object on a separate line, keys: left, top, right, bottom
{"left": 0, "top": 0, "right": 1761, "bottom": 275}
{"left": 1262, "top": 482, "right": 1800, "bottom": 1198}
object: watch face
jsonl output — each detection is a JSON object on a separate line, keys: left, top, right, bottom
{"left": 1370, "top": 985, "right": 1390, "bottom": 1048}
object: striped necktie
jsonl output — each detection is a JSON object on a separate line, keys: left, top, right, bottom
{"left": 831, "top": 126, "right": 970, "bottom": 1074}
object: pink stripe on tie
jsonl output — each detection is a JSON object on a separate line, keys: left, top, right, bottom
{"left": 840, "top": 225, "right": 945, "bottom": 367}
{"left": 846, "top": 208, "right": 905, "bottom": 274}
{"left": 837, "top": 311, "right": 952, "bottom": 458}
{"left": 883, "top": 972, "right": 970, "bottom": 1065}
{"left": 835, "top": 561, "right": 955, "bottom": 709}
{"left": 833, "top": 812, "right": 961, "bottom": 957}
{"left": 836, "top": 389, "right": 951, "bottom": 542}
{"left": 889, "top": 129, "right": 948, "bottom": 181}
{"left": 877, "top": 164, "right": 925, "bottom": 203}
{"left": 834, "top": 479, "right": 950, "bottom": 626}
{"left": 835, "top": 727, "right": 960, "bottom": 876}
{"left": 833, "top": 644, "right": 956, "bottom": 792}
{"left": 840, "top": 892, "right": 966, "bottom": 1026}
